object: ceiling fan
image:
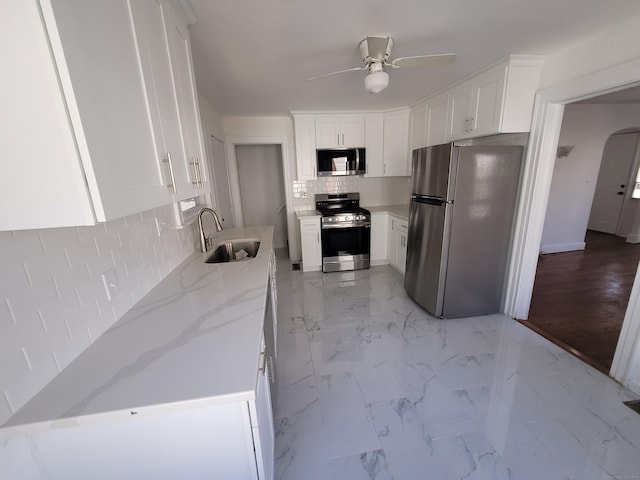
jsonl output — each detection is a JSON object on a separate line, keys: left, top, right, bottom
{"left": 305, "top": 36, "right": 456, "bottom": 94}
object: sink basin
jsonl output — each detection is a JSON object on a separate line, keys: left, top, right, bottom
{"left": 205, "top": 239, "right": 261, "bottom": 264}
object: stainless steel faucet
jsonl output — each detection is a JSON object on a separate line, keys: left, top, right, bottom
{"left": 198, "top": 207, "right": 223, "bottom": 252}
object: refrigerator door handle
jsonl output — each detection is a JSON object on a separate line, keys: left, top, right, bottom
{"left": 411, "top": 194, "right": 451, "bottom": 206}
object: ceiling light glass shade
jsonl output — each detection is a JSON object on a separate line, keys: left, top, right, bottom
{"left": 364, "top": 71, "right": 389, "bottom": 93}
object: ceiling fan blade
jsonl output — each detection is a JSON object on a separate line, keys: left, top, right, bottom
{"left": 391, "top": 53, "right": 456, "bottom": 69}
{"left": 305, "top": 66, "right": 366, "bottom": 82}
{"left": 366, "top": 36, "right": 391, "bottom": 61}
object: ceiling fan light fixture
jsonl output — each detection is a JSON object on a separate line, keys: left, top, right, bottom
{"left": 364, "top": 70, "right": 389, "bottom": 94}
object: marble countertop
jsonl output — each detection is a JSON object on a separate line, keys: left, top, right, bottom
{"left": 367, "top": 204, "right": 410, "bottom": 220}
{"left": 296, "top": 209, "right": 320, "bottom": 218}
{"left": 2, "top": 226, "right": 274, "bottom": 434}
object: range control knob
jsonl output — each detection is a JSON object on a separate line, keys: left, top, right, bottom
{"left": 346, "top": 216, "right": 352, "bottom": 221}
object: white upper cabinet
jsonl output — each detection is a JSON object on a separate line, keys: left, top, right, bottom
{"left": 445, "top": 56, "right": 544, "bottom": 142}
{"left": 0, "top": 0, "right": 208, "bottom": 232}
{"left": 315, "top": 115, "right": 365, "bottom": 148}
{"left": 447, "top": 78, "right": 474, "bottom": 141}
{"left": 382, "top": 109, "right": 410, "bottom": 176}
{"left": 293, "top": 110, "right": 411, "bottom": 180}
{"left": 425, "top": 92, "right": 449, "bottom": 147}
{"left": 364, "top": 114, "right": 384, "bottom": 177}
{"left": 163, "top": 1, "right": 209, "bottom": 199}
{"left": 292, "top": 114, "right": 317, "bottom": 180}
{"left": 410, "top": 104, "right": 427, "bottom": 151}
{"left": 129, "top": 0, "right": 189, "bottom": 199}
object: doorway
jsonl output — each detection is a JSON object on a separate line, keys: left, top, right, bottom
{"left": 589, "top": 131, "right": 640, "bottom": 237}
{"left": 235, "top": 144, "right": 288, "bottom": 248}
{"left": 506, "top": 68, "right": 640, "bottom": 390}
{"left": 208, "top": 135, "right": 235, "bottom": 228}
{"left": 523, "top": 107, "right": 640, "bottom": 372}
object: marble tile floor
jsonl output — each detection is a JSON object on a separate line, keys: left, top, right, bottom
{"left": 273, "top": 252, "right": 640, "bottom": 480}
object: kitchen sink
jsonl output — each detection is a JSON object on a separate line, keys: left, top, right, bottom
{"left": 205, "top": 239, "right": 261, "bottom": 263}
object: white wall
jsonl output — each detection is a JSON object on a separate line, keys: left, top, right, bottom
{"left": 198, "top": 92, "right": 224, "bottom": 141}
{"left": 0, "top": 205, "right": 198, "bottom": 425}
{"left": 540, "top": 103, "right": 640, "bottom": 253}
{"left": 540, "top": 13, "right": 640, "bottom": 90}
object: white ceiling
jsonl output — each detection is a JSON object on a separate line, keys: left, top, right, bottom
{"left": 188, "top": 0, "right": 640, "bottom": 116}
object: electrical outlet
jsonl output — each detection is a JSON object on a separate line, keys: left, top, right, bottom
{"left": 101, "top": 268, "right": 120, "bottom": 301}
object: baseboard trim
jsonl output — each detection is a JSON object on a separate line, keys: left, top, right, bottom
{"left": 539, "top": 242, "right": 586, "bottom": 254}
{"left": 370, "top": 259, "right": 390, "bottom": 266}
{"left": 626, "top": 234, "right": 640, "bottom": 244}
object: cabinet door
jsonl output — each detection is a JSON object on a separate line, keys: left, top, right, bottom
{"left": 446, "top": 80, "right": 473, "bottom": 141}
{"left": 47, "top": 0, "right": 174, "bottom": 221}
{"left": 1, "top": 402, "right": 258, "bottom": 479}
{"left": 129, "top": 0, "right": 186, "bottom": 200}
{"left": 164, "top": 1, "right": 209, "bottom": 199}
{"left": 253, "top": 357, "right": 275, "bottom": 480}
{"left": 300, "top": 218, "right": 322, "bottom": 271}
{"left": 387, "top": 217, "right": 398, "bottom": 268}
{"left": 364, "top": 114, "right": 384, "bottom": 177}
{"left": 396, "top": 220, "right": 408, "bottom": 274}
{"left": 293, "top": 116, "right": 317, "bottom": 180}
{"left": 370, "top": 213, "right": 389, "bottom": 262}
{"left": 0, "top": 0, "right": 95, "bottom": 230}
{"left": 383, "top": 110, "right": 410, "bottom": 176}
{"left": 426, "top": 92, "right": 449, "bottom": 147}
{"left": 470, "top": 65, "right": 506, "bottom": 137}
{"left": 410, "top": 104, "right": 427, "bottom": 150}
{"left": 340, "top": 115, "right": 365, "bottom": 147}
{"left": 315, "top": 116, "right": 341, "bottom": 148}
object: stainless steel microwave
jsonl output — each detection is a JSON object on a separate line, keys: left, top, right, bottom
{"left": 317, "top": 148, "right": 366, "bottom": 176}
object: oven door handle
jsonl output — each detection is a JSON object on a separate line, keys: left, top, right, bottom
{"left": 321, "top": 223, "right": 371, "bottom": 229}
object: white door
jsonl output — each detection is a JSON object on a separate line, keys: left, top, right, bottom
{"left": 236, "top": 145, "right": 288, "bottom": 248}
{"left": 588, "top": 132, "right": 639, "bottom": 234}
{"left": 208, "top": 136, "right": 235, "bottom": 228}
{"left": 617, "top": 132, "right": 640, "bottom": 237}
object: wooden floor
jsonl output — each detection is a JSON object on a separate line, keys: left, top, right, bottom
{"left": 524, "top": 230, "right": 640, "bottom": 373}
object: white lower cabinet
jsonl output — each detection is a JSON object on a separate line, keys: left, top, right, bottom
{"left": 388, "top": 215, "right": 408, "bottom": 274}
{"left": 370, "top": 212, "right": 389, "bottom": 264}
{"left": 1, "top": 402, "right": 266, "bottom": 479}
{"left": 0, "top": 364, "right": 274, "bottom": 480}
{"left": 299, "top": 216, "right": 322, "bottom": 271}
{"left": 251, "top": 335, "right": 276, "bottom": 480}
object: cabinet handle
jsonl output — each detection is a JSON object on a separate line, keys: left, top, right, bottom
{"left": 258, "top": 350, "right": 267, "bottom": 373}
{"left": 337, "top": 133, "right": 340, "bottom": 145}
{"left": 317, "top": 232, "right": 320, "bottom": 244}
{"left": 190, "top": 158, "right": 201, "bottom": 187}
{"left": 342, "top": 133, "right": 344, "bottom": 145}
{"left": 163, "top": 153, "right": 177, "bottom": 194}
{"left": 197, "top": 158, "right": 204, "bottom": 187}
{"left": 195, "top": 158, "right": 203, "bottom": 187}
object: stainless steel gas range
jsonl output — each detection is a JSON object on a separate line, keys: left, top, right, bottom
{"left": 315, "top": 193, "right": 371, "bottom": 272}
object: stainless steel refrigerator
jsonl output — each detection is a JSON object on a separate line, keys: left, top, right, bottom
{"left": 404, "top": 140, "right": 524, "bottom": 318}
